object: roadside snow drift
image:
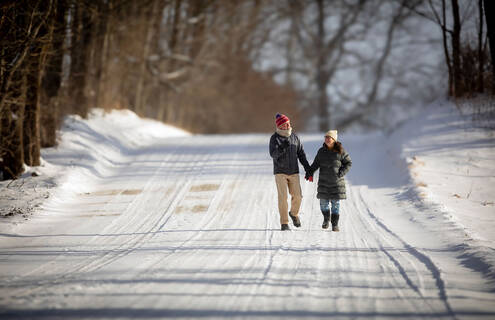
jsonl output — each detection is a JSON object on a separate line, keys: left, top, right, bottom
{"left": 0, "top": 104, "right": 494, "bottom": 319}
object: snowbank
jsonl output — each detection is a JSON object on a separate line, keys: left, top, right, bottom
{"left": 393, "top": 100, "right": 495, "bottom": 280}
{"left": 0, "top": 109, "right": 189, "bottom": 229}
{"left": 397, "top": 101, "right": 495, "bottom": 242}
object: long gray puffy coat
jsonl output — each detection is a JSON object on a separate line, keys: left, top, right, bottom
{"left": 269, "top": 132, "right": 310, "bottom": 175}
{"left": 309, "top": 143, "right": 352, "bottom": 200}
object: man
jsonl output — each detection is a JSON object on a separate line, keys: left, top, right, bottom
{"left": 269, "top": 113, "right": 310, "bottom": 231}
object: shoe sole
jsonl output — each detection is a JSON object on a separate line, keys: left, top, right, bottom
{"left": 289, "top": 214, "right": 301, "bottom": 227}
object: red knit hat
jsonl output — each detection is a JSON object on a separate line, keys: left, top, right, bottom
{"left": 275, "top": 113, "right": 290, "bottom": 127}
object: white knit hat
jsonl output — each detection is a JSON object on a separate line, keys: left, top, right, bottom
{"left": 325, "top": 130, "right": 338, "bottom": 142}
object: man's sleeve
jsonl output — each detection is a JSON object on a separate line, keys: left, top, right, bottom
{"left": 296, "top": 136, "right": 310, "bottom": 171}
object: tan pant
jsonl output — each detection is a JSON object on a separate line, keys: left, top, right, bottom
{"left": 275, "top": 174, "right": 302, "bottom": 224}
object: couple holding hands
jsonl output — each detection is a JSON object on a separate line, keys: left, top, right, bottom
{"left": 269, "top": 113, "right": 352, "bottom": 231}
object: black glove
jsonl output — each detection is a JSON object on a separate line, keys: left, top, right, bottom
{"left": 305, "top": 171, "right": 312, "bottom": 180}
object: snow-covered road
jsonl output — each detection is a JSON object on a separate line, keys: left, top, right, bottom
{"left": 1, "top": 114, "right": 495, "bottom": 319}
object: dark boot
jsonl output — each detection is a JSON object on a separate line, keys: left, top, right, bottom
{"left": 322, "top": 213, "right": 330, "bottom": 229}
{"left": 331, "top": 214, "right": 340, "bottom": 232}
{"left": 281, "top": 224, "right": 290, "bottom": 231}
{"left": 289, "top": 212, "right": 301, "bottom": 227}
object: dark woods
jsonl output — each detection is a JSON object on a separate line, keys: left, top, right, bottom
{"left": 1, "top": 0, "right": 494, "bottom": 180}
{"left": 423, "top": 0, "right": 495, "bottom": 97}
{"left": 0, "top": 0, "right": 301, "bottom": 180}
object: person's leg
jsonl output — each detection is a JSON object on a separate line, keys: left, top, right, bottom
{"left": 287, "top": 174, "right": 302, "bottom": 216}
{"left": 286, "top": 174, "right": 302, "bottom": 227}
{"left": 320, "top": 198, "right": 330, "bottom": 229}
{"left": 330, "top": 200, "right": 340, "bottom": 231}
{"left": 275, "top": 174, "right": 289, "bottom": 226}
{"left": 330, "top": 200, "right": 340, "bottom": 215}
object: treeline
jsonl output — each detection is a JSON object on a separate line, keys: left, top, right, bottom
{"left": 273, "top": 0, "right": 495, "bottom": 131}
{"left": 2, "top": 0, "right": 495, "bottom": 181}
{"left": 415, "top": 0, "right": 495, "bottom": 98}
{"left": 0, "top": 0, "right": 301, "bottom": 180}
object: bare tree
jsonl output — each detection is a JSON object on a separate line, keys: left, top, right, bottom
{"left": 483, "top": 0, "right": 495, "bottom": 93}
{"left": 414, "top": 0, "right": 492, "bottom": 97}
{"left": 451, "top": 0, "right": 463, "bottom": 97}
{"left": 338, "top": 0, "right": 424, "bottom": 130}
{"left": 286, "top": 0, "right": 366, "bottom": 130}
{"left": 478, "top": 0, "right": 485, "bottom": 92}
{"left": 1, "top": 0, "right": 308, "bottom": 180}
{"left": 1, "top": 0, "right": 55, "bottom": 179}
{"left": 273, "top": 0, "right": 432, "bottom": 131}
{"left": 41, "top": 0, "right": 67, "bottom": 147}
{"left": 68, "top": 1, "right": 93, "bottom": 118}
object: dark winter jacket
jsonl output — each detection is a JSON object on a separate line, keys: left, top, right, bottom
{"left": 269, "top": 132, "right": 310, "bottom": 175}
{"left": 308, "top": 143, "right": 352, "bottom": 200}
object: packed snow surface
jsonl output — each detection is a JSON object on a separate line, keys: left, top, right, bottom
{"left": 0, "top": 105, "right": 494, "bottom": 319}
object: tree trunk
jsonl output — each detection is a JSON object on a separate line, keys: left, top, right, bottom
{"left": 315, "top": 0, "right": 329, "bottom": 131}
{"left": 1, "top": 70, "right": 25, "bottom": 180}
{"left": 483, "top": 0, "right": 495, "bottom": 93}
{"left": 0, "top": 1, "right": 44, "bottom": 179}
{"left": 478, "top": 0, "right": 485, "bottom": 93}
{"left": 188, "top": 1, "right": 208, "bottom": 61}
{"left": 134, "top": 0, "right": 160, "bottom": 116}
{"left": 366, "top": 1, "right": 404, "bottom": 111}
{"left": 90, "top": 0, "right": 110, "bottom": 110}
{"left": 98, "top": 0, "right": 117, "bottom": 111}
{"left": 149, "top": 0, "right": 168, "bottom": 119}
{"left": 285, "top": 18, "right": 297, "bottom": 87}
{"left": 170, "top": 0, "right": 183, "bottom": 59}
{"left": 23, "top": 50, "right": 42, "bottom": 167}
{"left": 24, "top": 1, "right": 54, "bottom": 165}
{"left": 0, "top": 2, "right": 45, "bottom": 115}
{"left": 41, "top": 0, "right": 67, "bottom": 147}
{"left": 69, "top": 2, "right": 92, "bottom": 118}
{"left": 436, "top": 0, "right": 454, "bottom": 96}
{"left": 451, "top": 0, "right": 463, "bottom": 97}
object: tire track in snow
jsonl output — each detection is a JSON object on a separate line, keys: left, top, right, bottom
{"left": 3, "top": 133, "right": 484, "bottom": 318}
{"left": 1, "top": 139, "right": 192, "bottom": 303}
{"left": 124, "top": 136, "right": 262, "bottom": 308}
{"left": 0, "top": 160, "right": 169, "bottom": 300}
{"left": 331, "top": 186, "right": 435, "bottom": 314}
{"left": 38, "top": 137, "right": 222, "bottom": 303}
{"left": 350, "top": 188, "right": 433, "bottom": 313}
{"left": 51, "top": 142, "right": 187, "bottom": 272}
{"left": 347, "top": 195, "right": 422, "bottom": 297}
{"left": 351, "top": 186, "right": 457, "bottom": 318}
{"left": 88, "top": 138, "right": 223, "bottom": 285}
{"left": 84, "top": 135, "right": 223, "bottom": 272}
{"left": 366, "top": 207, "right": 456, "bottom": 317}
{"left": 129, "top": 135, "right": 276, "bottom": 310}
{"left": 139, "top": 138, "right": 241, "bottom": 266}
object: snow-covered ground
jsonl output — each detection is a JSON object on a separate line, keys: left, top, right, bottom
{"left": 0, "top": 103, "right": 494, "bottom": 319}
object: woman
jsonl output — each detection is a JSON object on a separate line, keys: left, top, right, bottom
{"left": 306, "top": 130, "right": 352, "bottom": 231}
